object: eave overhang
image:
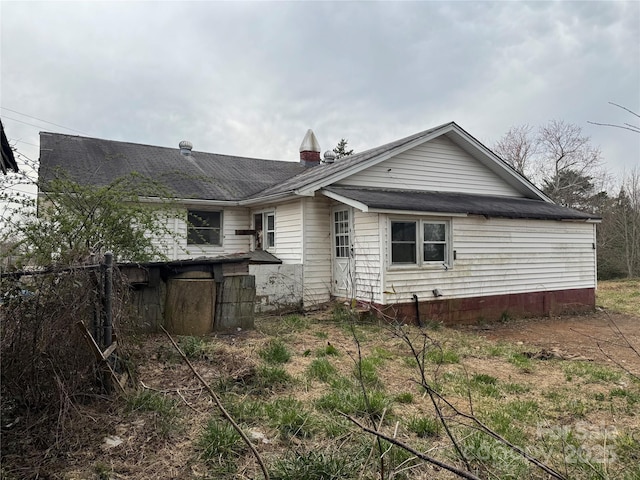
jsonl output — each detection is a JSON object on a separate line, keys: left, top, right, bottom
{"left": 321, "top": 186, "right": 601, "bottom": 222}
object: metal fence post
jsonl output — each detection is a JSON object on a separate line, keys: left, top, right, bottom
{"left": 103, "top": 252, "right": 113, "bottom": 349}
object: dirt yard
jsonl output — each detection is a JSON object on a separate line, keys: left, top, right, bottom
{"left": 464, "top": 310, "right": 640, "bottom": 375}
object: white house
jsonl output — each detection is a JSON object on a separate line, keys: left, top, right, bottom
{"left": 38, "top": 122, "right": 600, "bottom": 323}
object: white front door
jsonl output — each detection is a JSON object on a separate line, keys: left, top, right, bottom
{"left": 332, "top": 207, "right": 353, "bottom": 298}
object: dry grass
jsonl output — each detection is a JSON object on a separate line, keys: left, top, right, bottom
{"left": 3, "top": 304, "right": 638, "bottom": 480}
{"left": 597, "top": 278, "right": 640, "bottom": 316}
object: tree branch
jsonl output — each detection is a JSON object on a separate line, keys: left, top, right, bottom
{"left": 160, "top": 326, "right": 270, "bottom": 480}
{"left": 343, "top": 414, "right": 482, "bottom": 480}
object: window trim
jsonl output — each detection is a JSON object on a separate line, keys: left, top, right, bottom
{"left": 187, "top": 209, "right": 223, "bottom": 246}
{"left": 254, "top": 210, "right": 275, "bottom": 250}
{"left": 389, "top": 217, "right": 452, "bottom": 268}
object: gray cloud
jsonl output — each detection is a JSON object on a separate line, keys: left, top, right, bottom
{"left": 2, "top": 1, "right": 638, "bottom": 182}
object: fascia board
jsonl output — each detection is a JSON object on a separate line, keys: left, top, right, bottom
{"left": 320, "top": 189, "right": 469, "bottom": 217}
{"left": 139, "top": 196, "right": 239, "bottom": 207}
{"left": 320, "top": 189, "right": 370, "bottom": 212}
{"left": 561, "top": 218, "right": 602, "bottom": 224}
{"left": 297, "top": 124, "right": 457, "bottom": 195}
{"left": 239, "top": 192, "right": 302, "bottom": 206}
{"left": 369, "top": 208, "right": 468, "bottom": 217}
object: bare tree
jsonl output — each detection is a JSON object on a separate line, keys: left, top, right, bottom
{"left": 536, "top": 120, "right": 604, "bottom": 203}
{"left": 493, "top": 124, "right": 536, "bottom": 177}
{"left": 616, "top": 168, "right": 640, "bottom": 278}
{"left": 494, "top": 120, "right": 606, "bottom": 210}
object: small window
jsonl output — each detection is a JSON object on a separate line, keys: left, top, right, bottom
{"left": 265, "top": 212, "right": 275, "bottom": 248}
{"left": 187, "top": 210, "right": 222, "bottom": 245}
{"left": 423, "top": 222, "right": 447, "bottom": 263}
{"left": 391, "top": 221, "right": 417, "bottom": 264}
{"left": 254, "top": 211, "right": 275, "bottom": 249}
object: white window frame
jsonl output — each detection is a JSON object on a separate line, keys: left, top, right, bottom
{"left": 187, "top": 209, "right": 223, "bottom": 246}
{"left": 254, "top": 211, "right": 275, "bottom": 250}
{"left": 389, "top": 217, "right": 452, "bottom": 268}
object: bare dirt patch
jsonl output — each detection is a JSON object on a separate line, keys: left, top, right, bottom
{"left": 464, "top": 310, "right": 640, "bottom": 375}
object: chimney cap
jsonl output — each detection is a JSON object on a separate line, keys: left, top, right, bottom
{"left": 299, "top": 129, "right": 321, "bottom": 153}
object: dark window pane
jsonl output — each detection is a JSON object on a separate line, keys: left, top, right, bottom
{"left": 423, "top": 244, "right": 445, "bottom": 262}
{"left": 392, "top": 243, "right": 416, "bottom": 263}
{"left": 267, "top": 232, "right": 275, "bottom": 247}
{"left": 187, "top": 210, "right": 221, "bottom": 245}
{"left": 267, "top": 214, "right": 274, "bottom": 230}
{"left": 391, "top": 222, "right": 416, "bottom": 242}
{"left": 189, "top": 211, "right": 219, "bottom": 228}
{"left": 424, "top": 223, "right": 445, "bottom": 242}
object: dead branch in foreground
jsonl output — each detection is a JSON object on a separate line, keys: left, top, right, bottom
{"left": 160, "top": 326, "right": 270, "bottom": 480}
{"left": 343, "top": 414, "right": 482, "bottom": 480}
{"left": 391, "top": 325, "right": 567, "bottom": 480}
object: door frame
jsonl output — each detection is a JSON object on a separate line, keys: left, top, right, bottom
{"left": 331, "top": 206, "right": 354, "bottom": 298}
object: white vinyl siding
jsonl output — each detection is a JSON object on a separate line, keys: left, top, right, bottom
{"left": 149, "top": 207, "right": 251, "bottom": 260}
{"left": 269, "top": 200, "right": 303, "bottom": 263}
{"left": 336, "top": 136, "right": 523, "bottom": 197}
{"left": 302, "top": 196, "right": 332, "bottom": 307}
{"left": 382, "top": 216, "right": 597, "bottom": 304}
{"left": 352, "top": 210, "right": 383, "bottom": 304}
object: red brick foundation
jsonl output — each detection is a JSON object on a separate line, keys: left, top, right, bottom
{"left": 376, "top": 288, "right": 596, "bottom": 326}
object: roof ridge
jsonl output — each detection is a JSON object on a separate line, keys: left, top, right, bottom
{"left": 39, "top": 131, "right": 298, "bottom": 164}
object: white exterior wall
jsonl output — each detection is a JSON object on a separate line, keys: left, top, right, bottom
{"left": 250, "top": 264, "right": 304, "bottom": 313}
{"left": 352, "top": 210, "right": 383, "bottom": 304}
{"left": 267, "top": 200, "right": 303, "bottom": 263}
{"left": 337, "top": 136, "right": 522, "bottom": 197}
{"left": 150, "top": 206, "right": 251, "bottom": 260}
{"left": 381, "top": 216, "right": 597, "bottom": 304}
{"left": 302, "top": 196, "right": 332, "bottom": 307}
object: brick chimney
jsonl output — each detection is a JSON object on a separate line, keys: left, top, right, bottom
{"left": 299, "top": 129, "right": 321, "bottom": 167}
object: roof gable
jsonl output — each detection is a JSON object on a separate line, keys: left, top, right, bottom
{"left": 255, "top": 122, "right": 550, "bottom": 202}
{"left": 335, "top": 135, "right": 523, "bottom": 197}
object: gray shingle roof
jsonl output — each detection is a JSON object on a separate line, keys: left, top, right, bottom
{"left": 39, "top": 133, "right": 306, "bottom": 201}
{"left": 323, "top": 186, "right": 600, "bottom": 221}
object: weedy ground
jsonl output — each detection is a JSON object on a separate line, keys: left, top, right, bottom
{"left": 1, "top": 280, "right": 638, "bottom": 480}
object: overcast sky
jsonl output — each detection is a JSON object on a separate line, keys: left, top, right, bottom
{"left": 2, "top": 1, "right": 639, "bottom": 188}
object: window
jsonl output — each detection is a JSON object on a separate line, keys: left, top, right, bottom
{"left": 334, "top": 209, "right": 350, "bottom": 258}
{"left": 390, "top": 219, "right": 450, "bottom": 266}
{"left": 423, "top": 223, "right": 447, "bottom": 262}
{"left": 254, "top": 211, "right": 275, "bottom": 249}
{"left": 187, "top": 210, "right": 222, "bottom": 245}
{"left": 391, "top": 221, "right": 416, "bottom": 264}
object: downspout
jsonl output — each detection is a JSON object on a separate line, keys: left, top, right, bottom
{"left": 413, "top": 294, "right": 423, "bottom": 327}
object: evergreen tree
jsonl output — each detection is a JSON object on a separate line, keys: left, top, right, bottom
{"left": 333, "top": 139, "right": 354, "bottom": 159}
